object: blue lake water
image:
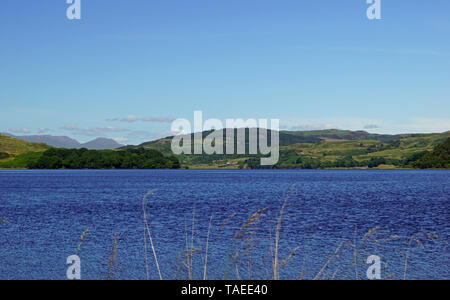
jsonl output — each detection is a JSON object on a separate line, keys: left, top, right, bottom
{"left": 0, "top": 169, "right": 449, "bottom": 280}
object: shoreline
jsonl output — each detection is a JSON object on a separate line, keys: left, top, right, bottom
{"left": 1, "top": 167, "right": 448, "bottom": 171}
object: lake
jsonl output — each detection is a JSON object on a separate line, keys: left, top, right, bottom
{"left": 0, "top": 169, "right": 448, "bottom": 280}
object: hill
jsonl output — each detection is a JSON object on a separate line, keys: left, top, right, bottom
{"left": 280, "top": 129, "right": 410, "bottom": 142}
{"left": 0, "top": 134, "right": 50, "bottom": 158}
{"left": 411, "top": 138, "right": 450, "bottom": 169}
{"left": 0, "top": 134, "right": 51, "bottom": 168}
{"left": 3, "top": 134, "right": 123, "bottom": 150}
{"left": 125, "top": 129, "right": 450, "bottom": 169}
{"left": 0, "top": 134, "right": 180, "bottom": 169}
{"left": 80, "top": 138, "right": 123, "bottom": 150}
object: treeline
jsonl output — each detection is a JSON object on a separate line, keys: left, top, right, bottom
{"left": 244, "top": 155, "right": 393, "bottom": 169}
{"left": 410, "top": 138, "right": 450, "bottom": 169}
{"left": 28, "top": 148, "right": 180, "bottom": 169}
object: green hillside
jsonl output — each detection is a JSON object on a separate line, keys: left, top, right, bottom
{"left": 0, "top": 134, "right": 50, "bottom": 168}
{"left": 0, "top": 134, "right": 180, "bottom": 169}
{"left": 126, "top": 129, "right": 450, "bottom": 169}
{"left": 280, "top": 129, "right": 409, "bottom": 142}
{"left": 0, "top": 134, "right": 50, "bottom": 155}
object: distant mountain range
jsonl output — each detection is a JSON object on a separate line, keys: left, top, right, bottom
{"left": 1, "top": 134, "right": 123, "bottom": 150}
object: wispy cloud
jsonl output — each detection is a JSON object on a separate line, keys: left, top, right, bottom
{"left": 61, "top": 124, "right": 129, "bottom": 136}
{"left": 141, "top": 116, "right": 176, "bottom": 123}
{"left": 112, "top": 137, "right": 129, "bottom": 143}
{"left": 330, "top": 46, "right": 450, "bottom": 57}
{"left": 122, "top": 130, "right": 175, "bottom": 143}
{"left": 8, "top": 128, "right": 31, "bottom": 134}
{"left": 106, "top": 115, "right": 175, "bottom": 123}
{"left": 38, "top": 127, "right": 51, "bottom": 134}
{"left": 281, "top": 117, "right": 450, "bottom": 134}
{"left": 281, "top": 123, "right": 335, "bottom": 131}
{"left": 400, "top": 118, "right": 450, "bottom": 133}
{"left": 364, "top": 124, "right": 380, "bottom": 129}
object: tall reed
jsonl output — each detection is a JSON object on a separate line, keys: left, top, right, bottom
{"left": 107, "top": 233, "right": 119, "bottom": 280}
{"left": 142, "top": 190, "right": 163, "bottom": 280}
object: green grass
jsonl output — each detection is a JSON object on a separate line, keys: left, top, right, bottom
{"left": 0, "top": 134, "right": 49, "bottom": 157}
{"left": 0, "top": 151, "right": 45, "bottom": 169}
{"left": 0, "top": 134, "right": 50, "bottom": 168}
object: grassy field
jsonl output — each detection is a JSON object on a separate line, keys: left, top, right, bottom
{"left": 0, "top": 134, "right": 49, "bottom": 168}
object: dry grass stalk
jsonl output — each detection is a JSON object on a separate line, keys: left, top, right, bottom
{"left": 143, "top": 225, "right": 150, "bottom": 280}
{"left": 184, "top": 216, "right": 191, "bottom": 279}
{"left": 299, "top": 270, "right": 308, "bottom": 280}
{"left": 174, "top": 245, "right": 201, "bottom": 280}
{"left": 203, "top": 215, "right": 213, "bottom": 280}
{"left": 142, "top": 190, "right": 163, "bottom": 280}
{"left": 275, "top": 246, "right": 299, "bottom": 275}
{"left": 220, "top": 213, "right": 237, "bottom": 228}
{"left": 403, "top": 235, "right": 414, "bottom": 280}
{"left": 331, "top": 267, "right": 341, "bottom": 280}
{"left": 386, "top": 273, "right": 395, "bottom": 280}
{"left": 77, "top": 228, "right": 89, "bottom": 254}
{"left": 190, "top": 206, "right": 196, "bottom": 280}
{"left": 354, "top": 226, "right": 359, "bottom": 280}
{"left": 234, "top": 253, "right": 241, "bottom": 280}
{"left": 313, "top": 240, "right": 345, "bottom": 280}
{"left": 107, "top": 233, "right": 118, "bottom": 280}
{"left": 223, "top": 208, "right": 268, "bottom": 280}
{"left": 273, "top": 185, "right": 295, "bottom": 280}
{"left": 363, "top": 226, "right": 381, "bottom": 242}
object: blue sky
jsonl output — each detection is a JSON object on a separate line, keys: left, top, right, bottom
{"left": 0, "top": 0, "right": 449, "bottom": 144}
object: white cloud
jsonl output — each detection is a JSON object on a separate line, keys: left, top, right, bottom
{"left": 281, "top": 123, "right": 335, "bottom": 131}
{"left": 122, "top": 114, "right": 139, "bottom": 122}
{"left": 281, "top": 117, "right": 450, "bottom": 134}
{"left": 112, "top": 137, "right": 129, "bottom": 143}
{"left": 330, "top": 46, "right": 450, "bottom": 57}
{"left": 61, "top": 124, "right": 129, "bottom": 136}
{"left": 397, "top": 118, "right": 450, "bottom": 133}
{"left": 364, "top": 124, "right": 380, "bottom": 129}
{"left": 141, "top": 116, "right": 175, "bottom": 123}
{"left": 62, "top": 124, "right": 78, "bottom": 131}
{"left": 38, "top": 127, "right": 51, "bottom": 133}
{"left": 106, "top": 115, "right": 175, "bottom": 123}
{"left": 8, "top": 128, "right": 31, "bottom": 134}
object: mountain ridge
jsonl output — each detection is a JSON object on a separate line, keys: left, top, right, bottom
{"left": 1, "top": 133, "right": 123, "bottom": 150}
